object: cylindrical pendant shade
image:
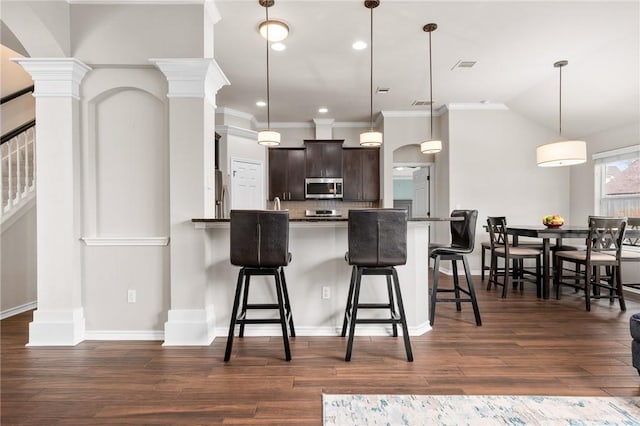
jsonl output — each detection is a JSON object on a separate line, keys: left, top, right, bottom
{"left": 536, "top": 140, "right": 586, "bottom": 167}
{"left": 359, "top": 131, "right": 383, "bottom": 147}
{"left": 258, "top": 129, "right": 281, "bottom": 146}
{"left": 420, "top": 139, "right": 442, "bottom": 154}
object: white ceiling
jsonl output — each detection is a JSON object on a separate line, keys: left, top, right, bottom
{"left": 213, "top": 0, "right": 640, "bottom": 138}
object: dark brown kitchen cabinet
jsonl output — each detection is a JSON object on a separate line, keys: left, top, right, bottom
{"left": 304, "top": 140, "right": 343, "bottom": 178}
{"left": 342, "top": 148, "right": 380, "bottom": 201}
{"left": 268, "top": 148, "right": 305, "bottom": 201}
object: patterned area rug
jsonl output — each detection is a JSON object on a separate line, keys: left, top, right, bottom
{"left": 322, "top": 394, "right": 640, "bottom": 425}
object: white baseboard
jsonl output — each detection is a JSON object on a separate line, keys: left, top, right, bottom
{"left": 215, "top": 321, "right": 432, "bottom": 337}
{"left": 0, "top": 301, "right": 36, "bottom": 320}
{"left": 163, "top": 305, "right": 216, "bottom": 346}
{"left": 27, "top": 308, "right": 85, "bottom": 346}
{"left": 84, "top": 330, "right": 164, "bottom": 341}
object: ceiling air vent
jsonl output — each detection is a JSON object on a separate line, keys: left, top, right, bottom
{"left": 376, "top": 87, "right": 390, "bottom": 94}
{"left": 451, "top": 60, "right": 477, "bottom": 70}
{"left": 411, "top": 100, "right": 433, "bottom": 106}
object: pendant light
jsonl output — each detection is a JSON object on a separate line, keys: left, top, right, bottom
{"left": 420, "top": 23, "right": 441, "bottom": 154}
{"left": 359, "top": 0, "right": 383, "bottom": 147}
{"left": 536, "top": 60, "right": 586, "bottom": 167}
{"left": 257, "top": 0, "right": 281, "bottom": 147}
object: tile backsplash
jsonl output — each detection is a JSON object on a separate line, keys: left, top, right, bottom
{"left": 269, "top": 200, "right": 381, "bottom": 219}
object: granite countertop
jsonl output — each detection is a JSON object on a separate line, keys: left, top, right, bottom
{"left": 192, "top": 216, "right": 458, "bottom": 223}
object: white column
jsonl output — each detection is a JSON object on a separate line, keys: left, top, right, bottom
{"left": 151, "top": 58, "right": 229, "bottom": 345}
{"left": 13, "top": 58, "right": 91, "bottom": 345}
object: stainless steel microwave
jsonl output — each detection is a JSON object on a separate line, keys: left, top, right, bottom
{"left": 305, "top": 178, "right": 343, "bottom": 199}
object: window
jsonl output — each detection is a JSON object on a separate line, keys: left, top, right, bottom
{"left": 594, "top": 145, "right": 640, "bottom": 217}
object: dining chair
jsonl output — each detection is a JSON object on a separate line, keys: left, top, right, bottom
{"left": 554, "top": 216, "right": 627, "bottom": 312}
{"left": 486, "top": 216, "right": 543, "bottom": 298}
{"left": 429, "top": 209, "right": 481, "bottom": 326}
{"left": 621, "top": 217, "right": 640, "bottom": 290}
{"left": 224, "top": 210, "right": 295, "bottom": 362}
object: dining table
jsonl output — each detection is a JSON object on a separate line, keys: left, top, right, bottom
{"left": 504, "top": 225, "right": 640, "bottom": 299}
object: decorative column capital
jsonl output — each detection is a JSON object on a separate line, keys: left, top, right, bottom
{"left": 150, "top": 58, "right": 230, "bottom": 106}
{"left": 12, "top": 58, "right": 91, "bottom": 100}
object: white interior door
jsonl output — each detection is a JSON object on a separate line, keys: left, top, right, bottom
{"left": 230, "top": 158, "right": 264, "bottom": 210}
{"left": 412, "top": 167, "right": 430, "bottom": 218}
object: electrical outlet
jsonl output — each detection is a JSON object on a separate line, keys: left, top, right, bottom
{"left": 322, "top": 286, "right": 330, "bottom": 299}
{"left": 127, "top": 289, "right": 136, "bottom": 303}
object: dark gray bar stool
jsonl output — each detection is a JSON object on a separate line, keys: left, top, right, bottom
{"left": 341, "top": 209, "right": 413, "bottom": 362}
{"left": 224, "top": 210, "right": 295, "bottom": 362}
{"left": 429, "top": 210, "right": 481, "bottom": 326}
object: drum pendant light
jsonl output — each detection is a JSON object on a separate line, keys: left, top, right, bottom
{"left": 420, "top": 23, "right": 441, "bottom": 154}
{"left": 359, "top": 0, "right": 383, "bottom": 147}
{"left": 536, "top": 60, "right": 586, "bottom": 167}
{"left": 257, "top": 0, "right": 281, "bottom": 146}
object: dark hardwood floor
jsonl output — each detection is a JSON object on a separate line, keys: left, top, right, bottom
{"left": 3, "top": 273, "right": 640, "bottom": 425}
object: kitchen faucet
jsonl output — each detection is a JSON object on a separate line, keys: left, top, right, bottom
{"left": 273, "top": 196, "right": 281, "bottom": 210}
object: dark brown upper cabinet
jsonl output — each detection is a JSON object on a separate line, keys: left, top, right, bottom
{"left": 342, "top": 148, "right": 380, "bottom": 201}
{"left": 268, "top": 148, "right": 306, "bottom": 201}
{"left": 304, "top": 140, "right": 343, "bottom": 178}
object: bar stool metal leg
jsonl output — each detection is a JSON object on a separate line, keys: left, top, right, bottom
{"left": 273, "top": 270, "right": 292, "bottom": 361}
{"left": 238, "top": 274, "right": 251, "bottom": 338}
{"left": 462, "top": 256, "right": 482, "bottom": 326}
{"left": 345, "top": 267, "right": 363, "bottom": 362}
{"left": 224, "top": 268, "right": 246, "bottom": 362}
{"left": 430, "top": 256, "right": 440, "bottom": 326}
{"left": 341, "top": 266, "right": 357, "bottom": 337}
{"left": 279, "top": 267, "right": 296, "bottom": 337}
{"left": 391, "top": 267, "right": 413, "bottom": 362}
{"left": 386, "top": 275, "right": 398, "bottom": 337}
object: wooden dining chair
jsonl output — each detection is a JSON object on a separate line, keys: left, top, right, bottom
{"left": 486, "top": 217, "right": 543, "bottom": 298}
{"left": 554, "top": 216, "right": 627, "bottom": 312}
{"left": 621, "top": 217, "right": 640, "bottom": 290}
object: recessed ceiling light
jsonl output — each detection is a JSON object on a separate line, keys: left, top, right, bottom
{"left": 256, "top": 101, "right": 267, "bottom": 107}
{"left": 271, "top": 42, "right": 286, "bottom": 51}
{"left": 318, "top": 107, "right": 328, "bottom": 113}
{"left": 352, "top": 40, "right": 367, "bottom": 50}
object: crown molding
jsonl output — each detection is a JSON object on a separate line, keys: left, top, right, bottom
{"left": 215, "top": 125, "right": 258, "bottom": 140}
{"left": 68, "top": 0, "right": 204, "bottom": 4}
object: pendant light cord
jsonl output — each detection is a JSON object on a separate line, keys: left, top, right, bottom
{"left": 429, "top": 29, "right": 433, "bottom": 139}
{"left": 558, "top": 64, "right": 562, "bottom": 137}
{"left": 265, "top": 5, "right": 271, "bottom": 129}
{"left": 369, "top": 4, "right": 374, "bottom": 131}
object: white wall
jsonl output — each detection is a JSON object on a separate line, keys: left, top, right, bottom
{"left": 570, "top": 121, "right": 640, "bottom": 224}
{"left": 1, "top": 45, "right": 35, "bottom": 135}
{"left": 569, "top": 120, "right": 640, "bottom": 284}
{"left": 80, "top": 67, "right": 170, "bottom": 332}
{"left": 446, "top": 107, "right": 571, "bottom": 272}
{"left": 1, "top": 203, "right": 37, "bottom": 317}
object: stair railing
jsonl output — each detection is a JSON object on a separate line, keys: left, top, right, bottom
{"left": 1, "top": 85, "right": 36, "bottom": 221}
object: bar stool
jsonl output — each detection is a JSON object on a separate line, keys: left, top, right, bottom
{"left": 224, "top": 210, "right": 295, "bottom": 362}
{"left": 429, "top": 210, "right": 482, "bottom": 326}
{"left": 341, "top": 209, "right": 413, "bottom": 362}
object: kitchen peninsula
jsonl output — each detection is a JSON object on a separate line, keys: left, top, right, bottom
{"left": 192, "top": 216, "right": 433, "bottom": 337}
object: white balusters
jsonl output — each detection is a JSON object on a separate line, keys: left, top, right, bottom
{"left": 1, "top": 126, "right": 36, "bottom": 220}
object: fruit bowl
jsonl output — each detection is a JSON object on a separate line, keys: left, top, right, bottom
{"left": 542, "top": 215, "right": 564, "bottom": 228}
{"left": 544, "top": 223, "right": 563, "bottom": 228}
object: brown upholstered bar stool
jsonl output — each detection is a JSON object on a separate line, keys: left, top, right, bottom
{"left": 224, "top": 210, "right": 295, "bottom": 362}
{"left": 341, "top": 209, "right": 413, "bottom": 362}
{"left": 430, "top": 210, "right": 481, "bottom": 326}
